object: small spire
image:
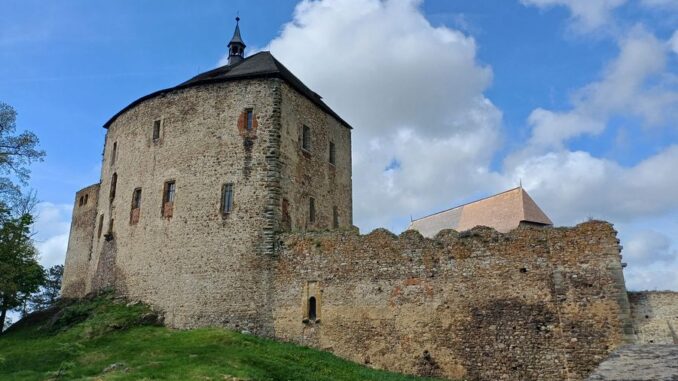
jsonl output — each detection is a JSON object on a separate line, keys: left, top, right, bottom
{"left": 227, "top": 16, "right": 246, "bottom": 65}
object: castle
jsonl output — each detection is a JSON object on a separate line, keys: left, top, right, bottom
{"left": 62, "top": 21, "right": 678, "bottom": 381}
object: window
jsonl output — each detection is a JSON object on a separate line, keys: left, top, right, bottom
{"left": 97, "top": 214, "right": 104, "bottom": 238}
{"left": 79, "top": 196, "right": 84, "bottom": 207}
{"left": 153, "top": 120, "right": 161, "bottom": 141}
{"left": 222, "top": 183, "right": 234, "bottom": 215}
{"left": 162, "top": 181, "right": 176, "bottom": 217}
{"left": 308, "top": 297, "right": 317, "bottom": 321}
{"left": 111, "top": 142, "right": 117, "bottom": 165}
{"left": 302, "top": 125, "right": 311, "bottom": 152}
{"left": 130, "top": 188, "right": 142, "bottom": 224}
{"left": 84, "top": 194, "right": 88, "bottom": 205}
{"left": 109, "top": 173, "right": 117, "bottom": 201}
{"left": 246, "top": 109, "right": 253, "bottom": 131}
{"left": 309, "top": 197, "right": 316, "bottom": 223}
{"left": 333, "top": 206, "right": 339, "bottom": 229}
{"left": 329, "top": 142, "right": 336, "bottom": 165}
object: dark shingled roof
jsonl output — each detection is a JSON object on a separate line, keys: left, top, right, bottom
{"left": 103, "top": 51, "right": 352, "bottom": 129}
{"left": 228, "top": 22, "right": 245, "bottom": 47}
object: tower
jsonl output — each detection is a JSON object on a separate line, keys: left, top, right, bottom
{"left": 227, "top": 17, "right": 246, "bottom": 65}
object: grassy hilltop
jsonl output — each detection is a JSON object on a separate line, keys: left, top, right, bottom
{"left": 0, "top": 295, "right": 443, "bottom": 381}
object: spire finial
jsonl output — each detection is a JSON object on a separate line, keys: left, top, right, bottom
{"left": 228, "top": 16, "right": 246, "bottom": 65}
{"left": 519, "top": 178, "right": 523, "bottom": 188}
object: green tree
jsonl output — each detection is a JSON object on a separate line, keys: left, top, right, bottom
{"left": 28, "top": 264, "right": 63, "bottom": 312}
{"left": 0, "top": 209, "right": 45, "bottom": 333}
{"left": 0, "top": 102, "right": 45, "bottom": 188}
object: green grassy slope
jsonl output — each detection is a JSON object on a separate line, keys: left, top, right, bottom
{"left": 0, "top": 295, "right": 444, "bottom": 381}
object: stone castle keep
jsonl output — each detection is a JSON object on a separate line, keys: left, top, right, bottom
{"left": 62, "top": 21, "right": 678, "bottom": 380}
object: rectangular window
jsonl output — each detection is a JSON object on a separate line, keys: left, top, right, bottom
{"left": 302, "top": 125, "right": 311, "bottom": 152}
{"left": 97, "top": 214, "right": 104, "bottom": 238}
{"left": 222, "top": 183, "right": 234, "bottom": 214}
{"left": 130, "top": 188, "right": 142, "bottom": 224}
{"left": 309, "top": 197, "right": 316, "bottom": 223}
{"left": 162, "top": 181, "right": 176, "bottom": 217}
{"left": 109, "top": 173, "right": 117, "bottom": 201}
{"left": 246, "top": 109, "right": 253, "bottom": 131}
{"left": 329, "top": 142, "right": 336, "bottom": 165}
{"left": 153, "top": 120, "right": 161, "bottom": 140}
{"left": 111, "top": 142, "right": 117, "bottom": 166}
{"left": 333, "top": 206, "right": 339, "bottom": 229}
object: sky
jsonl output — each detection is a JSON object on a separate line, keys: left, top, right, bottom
{"left": 1, "top": 0, "right": 677, "bottom": 293}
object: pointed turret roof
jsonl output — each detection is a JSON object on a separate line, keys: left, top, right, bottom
{"left": 228, "top": 17, "right": 245, "bottom": 47}
{"left": 408, "top": 187, "right": 553, "bottom": 237}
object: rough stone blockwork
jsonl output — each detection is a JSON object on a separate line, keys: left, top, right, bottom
{"left": 629, "top": 292, "right": 678, "bottom": 344}
{"left": 586, "top": 345, "right": 678, "bottom": 381}
{"left": 273, "top": 221, "right": 631, "bottom": 381}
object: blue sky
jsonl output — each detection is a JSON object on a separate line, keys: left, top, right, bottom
{"left": 1, "top": 0, "right": 677, "bottom": 294}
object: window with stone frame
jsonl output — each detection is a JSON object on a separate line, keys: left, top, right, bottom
{"left": 152, "top": 119, "right": 161, "bottom": 141}
{"left": 162, "top": 180, "right": 176, "bottom": 218}
{"left": 130, "top": 188, "right": 142, "bottom": 224}
{"left": 245, "top": 109, "right": 254, "bottom": 131}
{"left": 109, "top": 173, "right": 117, "bottom": 201}
{"left": 111, "top": 142, "right": 117, "bottom": 166}
{"left": 221, "top": 183, "right": 234, "bottom": 215}
{"left": 302, "top": 125, "right": 311, "bottom": 152}
{"left": 97, "top": 214, "right": 104, "bottom": 239}
{"left": 332, "top": 206, "right": 339, "bottom": 229}
{"left": 329, "top": 141, "right": 336, "bottom": 165}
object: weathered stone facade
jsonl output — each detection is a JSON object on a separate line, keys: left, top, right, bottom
{"left": 629, "top": 291, "right": 678, "bottom": 344}
{"left": 273, "top": 221, "right": 632, "bottom": 380}
{"left": 60, "top": 48, "right": 655, "bottom": 381}
{"left": 61, "top": 76, "right": 352, "bottom": 334}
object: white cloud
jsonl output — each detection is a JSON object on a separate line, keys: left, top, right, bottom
{"left": 509, "top": 27, "right": 677, "bottom": 158}
{"left": 265, "top": 0, "right": 502, "bottom": 231}
{"left": 623, "top": 230, "right": 676, "bottom": 265}
{"left": 520, "top": 0, "right": 626, "bottom": 32}
{"left": 32, "top": 202, "right": 72, "bottom": 268}
{"left": 670, "top": 30, "right": 678, "bottom": 55}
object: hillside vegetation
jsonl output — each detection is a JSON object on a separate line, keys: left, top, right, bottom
{"left": 0, "top": 294, "right": 444, "bottom": 381}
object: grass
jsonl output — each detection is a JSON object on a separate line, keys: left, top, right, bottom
{"left": 0, "top": 294, "right": 444, "bottom": 381}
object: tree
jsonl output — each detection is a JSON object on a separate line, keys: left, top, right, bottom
{"left": 0, "top": 102, "right": 45, "bottom": 190}
{"left": 28, "top": 264, "right": 63, "bottom": 312}
{"left": 0, "top": 209, "right": 45, "bottom": 333}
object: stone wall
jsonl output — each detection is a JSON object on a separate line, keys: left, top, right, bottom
{"left": 272, "top": 221, "right": 631, "bottom": 381}
{"left": 629, "top": 291, "right": 678, "bottom": 344}
{"left": 279, "top": 82, "right": 352, "bottom": 232}
{"left": 62, "top": 183, "right": 99, "bottom": 298}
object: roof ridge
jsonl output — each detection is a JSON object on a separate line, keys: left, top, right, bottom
{"left": 411, "top": 186, "right": 522, "bottom": 222}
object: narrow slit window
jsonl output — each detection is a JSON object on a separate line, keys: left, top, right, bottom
{"left": 309, "top": 197, "right": 316, "bottom": 223}
{"left": 302, "top": 125, "right": 311, "bottom": 152}
{"left": 308, "top": 297, "right": 317, "bottom": 321}
{"left": 333, "top": 206, "right": 339, "bottom": 229}
{"left": 79, "top": 196, "right": 84, "bottom": 207}
{"left": 329, "top": 142, "right": 336, "bottom": 165}
{"left": 97, "top": 214, "right": 104, "bottom": 238}
{"left": 84, "top": 194, "right": 88, "bottom": 205}
{"left": 130, "top": 188, "right": 142, "bottom": 225}
{"left": 109, "top": 173, "right": 117, "bottom": 201}
{"left": 162, "top": 181, "right": 176, "bottom": 217}
{"left": 153, "top": 120, "right": 161, "bottom": 140}
{"left": 222, "top": 183, "right": 234, "bottom": 214}
{"left": 111, "top": 142, "right": 117, "bottom": 165}
{"left": 246, "top": 109, "right": 253, "bottom": 131}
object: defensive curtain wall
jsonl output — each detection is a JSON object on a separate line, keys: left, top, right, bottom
{"left": 273, "top": 221, "right": 633, "bottom": 381}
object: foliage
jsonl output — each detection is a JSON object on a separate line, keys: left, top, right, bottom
{"left": 0, "top": 102, "right": 45, "bottom": 189}
{"left": 0, "top": 209, "right": 45, "bottom": 332}
{"left": 28, "top": 265, "right": 63, "bottom": 312}
{"left": 0, "top": 295, "right": 446, "bottom": 381}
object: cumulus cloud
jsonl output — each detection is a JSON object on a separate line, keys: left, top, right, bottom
{"left": 520, "top": 0, "right": 626, "bottom": 32}
{"left": 32, "top": 202, "right": 72, "bottom": 268}
{"left": 265, "top": 0, "right": 502, "bottom": 231}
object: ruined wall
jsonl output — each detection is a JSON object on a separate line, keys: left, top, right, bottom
{"left": 62, "top": 183, "right": 100, "bottom": 298}
{"left": 279, "top": 82, "right": 352, "bottom": 231}
{"left": 629, "top": 291, "right": 678, "bottom": 344}
{"left": 272, "top": 221, "right": 631, "bottom": 381}
{"left": 86, "top": 79, "right": 281, "bottom": 333}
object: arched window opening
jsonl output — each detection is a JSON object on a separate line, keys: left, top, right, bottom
{"left": 308, "top": 296, "right": 317, "bottom": 321}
